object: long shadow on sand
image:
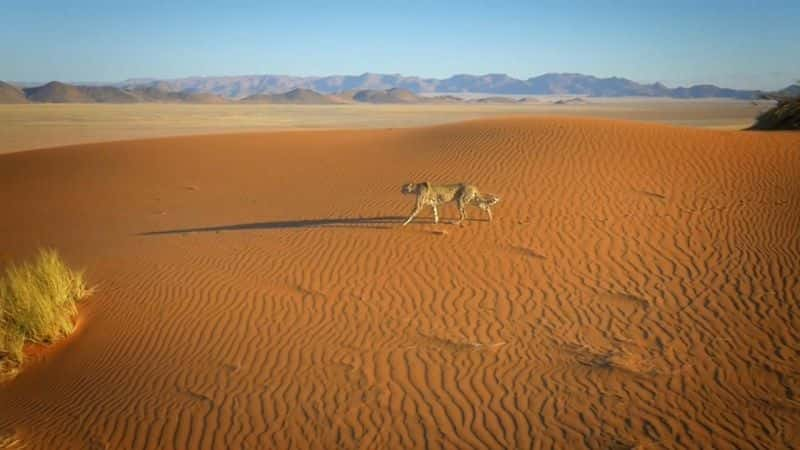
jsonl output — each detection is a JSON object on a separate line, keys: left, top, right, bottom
{"left": 138, "top": 215, "right": 421, "bottom": 236}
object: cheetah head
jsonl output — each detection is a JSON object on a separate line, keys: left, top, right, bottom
{"left": 401, "top": 182, "right": 418, "bottom": 194}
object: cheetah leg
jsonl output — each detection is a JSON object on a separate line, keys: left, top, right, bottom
{"left": 432, "top": 205, "right": 440, "bottom": 224}
{"left": 486, "top": 207, "right": 493, "bottom": 222}
{"left": 457, "top": 199, "right": 467, "bottom": 225}
{"left": 403, "top": 205, "right": 422, "bottom": 226}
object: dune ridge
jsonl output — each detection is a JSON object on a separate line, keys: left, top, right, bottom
{"left": 0, "top": 117, "right": 798, "bottom": 449}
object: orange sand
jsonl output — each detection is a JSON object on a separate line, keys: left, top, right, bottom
{"left": 0, "top": 117, "right": 799, "bottom": 449}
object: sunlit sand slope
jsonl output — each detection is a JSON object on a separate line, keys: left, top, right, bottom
{"left": 0, "top": 117, "right": 798, "bottom": 449}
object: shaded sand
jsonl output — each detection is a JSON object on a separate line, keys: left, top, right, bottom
{"left": 1, "top": 117, "right": 799, "bottom": 449}
{"left": 0, "top": 99, "right": 770, "bottom": 153}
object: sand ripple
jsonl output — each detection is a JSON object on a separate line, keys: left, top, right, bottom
{"left": 1, "top": 117, "right": 799, "bottom": 448}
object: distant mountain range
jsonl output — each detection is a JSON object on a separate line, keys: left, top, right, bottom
{"left": 4, "top": 74, "right": 797, "bottom": 104}
{"left": 239, "top": 87, "right": 465, "bottom": 105}
{"left": 116, "top": 72, "right": 770, "bottom": 99}
{"left": 1, "top": 81, "right": 230, "bottom": 104}
{"left": 0, "top": 81, "right": 515, "bottom": 105}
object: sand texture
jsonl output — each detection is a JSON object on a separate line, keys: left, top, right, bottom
{"left": 0, "top": 117, "right": 799, "bottom": 449}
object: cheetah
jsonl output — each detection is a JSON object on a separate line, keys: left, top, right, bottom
{"left": 401, "top": 182, "right": 500, "bottom": 226}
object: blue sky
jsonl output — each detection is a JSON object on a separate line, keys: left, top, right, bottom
{"left": 1, "top": 0, "right": 798, "bottom": 89}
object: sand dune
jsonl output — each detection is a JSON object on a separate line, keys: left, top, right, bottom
{"left": 0, "top": 117, "right": 799, "bottom": 449}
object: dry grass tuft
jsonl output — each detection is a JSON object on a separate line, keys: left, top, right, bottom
{"left": 1, "top": 249, "right": 92, "bottom": 370}
{"left": 749, "top": 97, "right": 800, "bottom": 130}
{"left": 750, "top": 85, "right": 800, "bottom": 131}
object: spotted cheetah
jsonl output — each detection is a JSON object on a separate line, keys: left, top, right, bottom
{"left": 401, "top": 182, "right": 500, "bottom": 226}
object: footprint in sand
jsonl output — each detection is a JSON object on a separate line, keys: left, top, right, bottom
{"left": 566, "top": 342, "right": 657, "bottom": 376}
{"left": 598, "top": 292, "right": 650, "bottom": 311}
{"left": 634, "top": 189, "right": 667, "bottom": 200}
{"left": 507, "top": 245, "right": 547, "bottom": 260}
{"left": 414, "top": 332, "right": 506, "bottom": 353}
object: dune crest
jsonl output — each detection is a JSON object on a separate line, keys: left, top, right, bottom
{"left": 0, "top": 117, "right": 798, "bottom": 449}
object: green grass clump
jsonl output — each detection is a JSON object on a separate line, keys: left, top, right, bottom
{"left": 0, "top": 249, "right": 92, "bottom": 367}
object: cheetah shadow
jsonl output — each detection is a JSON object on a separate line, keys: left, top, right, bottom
{"left": 140, "top": 215, "right": 426, "bottom": 236}
{"left": 139, "top": 215, "right": 491, "bottom": 236}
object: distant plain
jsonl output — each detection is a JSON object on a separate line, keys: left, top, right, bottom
{"left": 0, "top": 98, "right": 769, "bottom": 153}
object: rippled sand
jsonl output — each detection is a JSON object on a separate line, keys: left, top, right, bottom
{"left": 0, "top": 117, "right": 798, "bottom": 449}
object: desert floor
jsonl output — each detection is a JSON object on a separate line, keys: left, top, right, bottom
{"left": 0, "top": 117, "right": 799, "bottom": 449}
{"left": 0, "top": 98, "right": 769, "bottom": 154}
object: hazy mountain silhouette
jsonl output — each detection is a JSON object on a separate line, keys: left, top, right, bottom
{"left": 240, "top": 88, "right": 342, "bottom": 104}
{"left": 351, "top": 88, "right": 421, "bottom": 103}
{"left": 472, "top": 96, "right": 521, "bottom": 103}
{"left": 6, "top": 76, "right": 790, "bottom": 104}
{"left": 553, "top": 97, "right": 588, "bottom": 105}
{"left": 23, "top": 81, "right": 139, "bottom": 103}
{"left": 118, "top": 72, "right": 763, "bottom": 99}
{"left": 127, "top": 86, "right": 227, "bottom": 103}
{"left": 3, "top": 82, "right": 227, "bottom": 104}
{"left": 0, "top": 81, "right": 28, "bottom": 103}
